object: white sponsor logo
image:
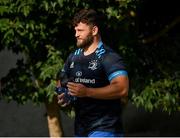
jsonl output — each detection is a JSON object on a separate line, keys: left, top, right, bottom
{"left": 88, "top": 60, "right": 98, "bottom": 70}
{"left": 76, "top": 71, "right": 82, "bottom": 77}
{"left": 75, "top": 78, "right": 95, "bottom": 84}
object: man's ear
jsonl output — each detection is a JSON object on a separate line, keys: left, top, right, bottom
{"left": 92, "top": 26, "right": 98, "bottom": 36}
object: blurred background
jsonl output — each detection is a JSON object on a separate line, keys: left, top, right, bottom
{"left": 0, "top": 0, "right": 179, "bottom": 137}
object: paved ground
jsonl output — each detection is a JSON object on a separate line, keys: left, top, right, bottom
{"left": 0, "top": 100, "right": 49, "bottom": 137}
{"left": 0, "top": 100, "right": 74, "bottom": 137}
{"left": 0, "top": 100, "right": 180, "bottom": 137}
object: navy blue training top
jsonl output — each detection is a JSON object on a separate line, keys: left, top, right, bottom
{"left": 61, "top": 41, "right": 128, "bottom": 136}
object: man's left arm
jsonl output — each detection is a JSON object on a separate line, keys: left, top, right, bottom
{"left": 67, "top": 75, "right": 129, "bottom": 100}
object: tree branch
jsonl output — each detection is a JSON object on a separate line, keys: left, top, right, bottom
{"left": 141, "top": 16, "right": 180, "bottom": 44}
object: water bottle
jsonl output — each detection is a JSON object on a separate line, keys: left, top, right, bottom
{"left": 55, "top": 86, "right": 76, "bottom": 103}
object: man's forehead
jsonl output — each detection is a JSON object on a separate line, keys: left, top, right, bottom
{"left": 76, "top": 22, "right": 89, "bottom": 27}
{"left": 74, "top": 22, "right": 91, "bottom": 29}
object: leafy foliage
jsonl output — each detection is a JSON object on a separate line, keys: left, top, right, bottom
{"left": 0, "top": 0, "right": 136, "bottom": 113}
{"left": 133, "top": 78, "right": 180, "bottom": 113}
{"left": 0, "top": 0, "right": 179, "bottom": 114}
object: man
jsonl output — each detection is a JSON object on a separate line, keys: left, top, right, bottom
{"left": 57, "top": 9, "right": 129, "bottom": 137}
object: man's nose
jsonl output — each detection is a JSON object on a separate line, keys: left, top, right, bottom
{"left": 75, "top": 31, "right": 79, "bottom": 38}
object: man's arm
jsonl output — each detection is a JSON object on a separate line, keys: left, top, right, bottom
{"left": 67, "top": 75, "right": 129, "bottom": 100}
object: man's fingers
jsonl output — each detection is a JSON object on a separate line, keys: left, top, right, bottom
{"left": 67, "top": 82, "right": 77, "bottom": 90}
{"left": 67, "top": 82, "right": 76, "bottom": 86}
{"left": 57, "top": 93, "right": 64, "bottom": 99}
{"left": 58, "top": 99, "right": 70, "bottom": 107}
{"left": 61, "top": 102, "right": 68, "bottom": 107}
{"left": 57, "top": 93, "right": 71, "bottom": 107}
{"left": 57, "top": 98, "right": 64, "bottom": 104}
{"left": 67, "top": 83, "right": 77, "bottom": 93}
{"left": 68, "top": 91, "right": 76, "bottom": 96}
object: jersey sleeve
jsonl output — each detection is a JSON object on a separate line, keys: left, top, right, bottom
{"left": 102, "top": 52, "right": 128, "bottom": 82}
{"left": 62, "top": 52, "right": 75, "bottom": 74}
{"left": 57, "top": 53, "right": 73, "bottom": 82}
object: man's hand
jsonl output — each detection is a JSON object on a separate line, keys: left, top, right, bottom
{"left": 57, "top": 93, "right": 70, "bottom": 107}
{"left": 67, "top": 82, "right": 88, "bottom": 97}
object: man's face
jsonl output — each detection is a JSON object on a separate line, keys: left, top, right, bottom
{"left": 74, "top": 22, "right": 94, "bottom": 48}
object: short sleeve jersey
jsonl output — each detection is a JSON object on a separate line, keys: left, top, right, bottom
{"left": 62, "top": 41, "right": 128, "bottom": 136}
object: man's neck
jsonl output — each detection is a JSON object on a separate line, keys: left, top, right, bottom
{"left": 83, "top": 37, "right": 101, "bottom": 56}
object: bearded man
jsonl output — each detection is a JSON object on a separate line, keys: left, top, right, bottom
{"left": 57, "top": 9, "right": 129, "bottom": 137}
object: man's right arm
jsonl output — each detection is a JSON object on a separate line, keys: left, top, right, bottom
{"left": 56, "top": 53, "right": 73, "bottom": 107}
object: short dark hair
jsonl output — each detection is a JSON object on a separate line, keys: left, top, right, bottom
{"left": 72, "top": 9, "right": 101, "bottom": 28}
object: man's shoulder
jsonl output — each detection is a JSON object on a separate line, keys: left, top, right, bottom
{"left": 102, "top": 45, "right": 122, "bottom": 59}
{"left": 73, "top": 48, "right": 83, "bottom": 56}
{"left": 103, "top": 45, "right": 114, "bottom": 53}
{"left": 67, "top": 48, "right": 83, "bottom": 60}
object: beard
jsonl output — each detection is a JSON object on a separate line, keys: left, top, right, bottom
{"left": 76, "top": 33, "right": 94, "bottom": 49}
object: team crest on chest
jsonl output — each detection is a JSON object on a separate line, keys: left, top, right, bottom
{"left": 88, "top": 60, "right": 98, "bottom": 70}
